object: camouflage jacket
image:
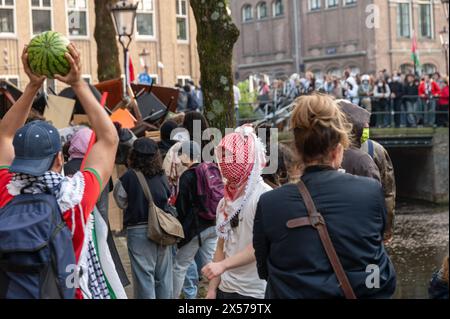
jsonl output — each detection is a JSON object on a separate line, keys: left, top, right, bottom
{"left": 361, "top": 139, "right": 396, "bottom": 239}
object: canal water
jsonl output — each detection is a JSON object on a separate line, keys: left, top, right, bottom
{"left": 387, "top": 200, "right": 449, "bottom": 299}
{"left": 114, "top": 200, "right": 449, "bottom": 299}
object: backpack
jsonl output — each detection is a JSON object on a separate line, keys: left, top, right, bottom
{"left": 0, "top": 193, "right": 76, "bottom": 299}
{"left": 133, "top": 170, "right": 185, "bottom": 246}
{"left": 192, "top": 163, "right": 224, "bottom": 221}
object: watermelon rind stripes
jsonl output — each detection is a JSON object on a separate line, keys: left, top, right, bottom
{"left": 27, "top": 31, "right": 70, "bottom": 79}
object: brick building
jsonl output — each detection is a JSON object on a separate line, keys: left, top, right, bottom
{"left": 231, "top": 0, "right": 448, "bottom": 79}
{"left": 0, "top": 0, "right": 200, "bottom": 91}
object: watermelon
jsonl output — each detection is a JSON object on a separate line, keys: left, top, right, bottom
{"left": 27, "top": 31, "right": 70, "bottom": 79}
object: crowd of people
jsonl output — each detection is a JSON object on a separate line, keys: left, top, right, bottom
{"left": 0, "top": 45, "right": 448, "bottom": 300}
{"left": 256, "top": 69, "right": 449, "bottom": 128}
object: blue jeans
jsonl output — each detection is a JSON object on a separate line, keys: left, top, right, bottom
{"left": 173, "top": 226, "right": 217, "bottom": 299}
{"left": 182, "top": 252, "right": 209, "bottom": 299}
{"left": 127, "top": 225, "right": 173, "bottom": 299}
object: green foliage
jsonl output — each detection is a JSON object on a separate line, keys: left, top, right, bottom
{"left": 237, "top": 80, "right": 257, "bottom": 119}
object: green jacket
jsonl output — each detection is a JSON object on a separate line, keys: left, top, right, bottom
{"left": 361, "top": 139, "right": 396, "bottom": 239}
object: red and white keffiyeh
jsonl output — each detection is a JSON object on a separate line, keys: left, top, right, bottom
{"left": 215, "top": 125, "right": 266, "bottom": 239}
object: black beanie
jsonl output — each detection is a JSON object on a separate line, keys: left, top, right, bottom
{"left": 160, "top": 120, "right": 178, "bottom": 142}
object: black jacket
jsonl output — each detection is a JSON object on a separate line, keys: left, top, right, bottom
{"left": 120, "top": 170, "right": 171, "bottom": 228}
{"left": 253, "top": 165, "right": 396, "bottom": 299}
{"left": 176, "top": 164, "right": 215, "bottom": 247}
{"left": 403, "top": 83, "right": 419, "bottom": 102}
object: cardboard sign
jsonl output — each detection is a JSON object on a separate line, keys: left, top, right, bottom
{"left": 110, "top": 108, "right": 137, "bottom": 129}
{"left": 44, "top": 95, "right": 75, "bottom": 129}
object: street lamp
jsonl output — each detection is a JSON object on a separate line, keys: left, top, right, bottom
{"left": 442, "top": 0, "right": 449, "bottom": 21}
{"left": 111, "top": 0, "right": 138, "bottom": 99}
{"left": 440, "top": 27, "right": 449, "bottom": 73}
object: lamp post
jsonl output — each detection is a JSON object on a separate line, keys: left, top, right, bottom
{"left": 111, "top": 0, "right": 138, "bottom": 99}
{"left": 442, "top": 0, "right": 449, "bottom": 21}
{"left": 440, "top": 27, "right": 449, "bottom": 74}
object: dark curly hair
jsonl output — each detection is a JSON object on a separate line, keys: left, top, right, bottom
{"left": 128, "top": 149, "right": 164, "bottom": 177}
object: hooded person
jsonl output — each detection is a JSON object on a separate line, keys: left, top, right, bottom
{"left": 202, "top": 125, "right": 272, "bottom": 300}
{"left": 337, "top": 100, "right": 381, "bottom": 182}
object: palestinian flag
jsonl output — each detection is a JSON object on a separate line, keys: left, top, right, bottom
{"left": 411, "top": 30, "right": 420, "bottom": 68}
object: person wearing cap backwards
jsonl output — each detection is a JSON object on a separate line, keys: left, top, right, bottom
{"left": 337, "top": 99, "right": 381, "bottom": 182}
{"left": 113, "top": 137, "right": 173, "bottom": 299}
{"left": 0, "top": 44, "right": 119, "bottom": 299}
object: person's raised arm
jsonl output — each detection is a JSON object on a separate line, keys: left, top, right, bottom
{"left": 0, "top": 47, "right": 45, "bottom": 167}
{"left": 55, "top": 44, "right": 118, "bottom": 190}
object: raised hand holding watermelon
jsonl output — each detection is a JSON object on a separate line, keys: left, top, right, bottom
{"left": 21, "top": 46, "right": 46, "bottom": 89}
{"left": 27, "top": 31, "right": 71, "bottom": 79}
{"left": 54, "top": 44, "right": 83, "bottom": 87}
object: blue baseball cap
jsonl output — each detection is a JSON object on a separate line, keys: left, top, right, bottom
{"left": 10, "top": 120, "right": 62, "bottom": 176}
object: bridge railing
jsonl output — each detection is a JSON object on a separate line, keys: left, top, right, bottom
{"left": 237, "top": 95, "right": 449, "bottom": 128}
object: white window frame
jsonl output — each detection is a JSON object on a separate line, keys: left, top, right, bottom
{"left": 177, "top": 75, "right": 191, "bottom": 86}
{"left": 397, "top": 1, "right": 411, "bottom": 39}
{"left": 326, "top": 0, "right": 338, "bottom": 9}
{"left": 0, "top": 0, "right": 16, "bottom": 38}
{"left": 309, "top": 0, "right": 321, "bottom": 12}
{"left": 418, "top": 0, "right": 434, "bottom": 39}
{"left": 30, "top": 0, "right": 53, "bottom": 36}
{"left": 0, "top": 74, "right": 19, "bottom": 88}
{"left": 272, "top": 0, "right": 284, "bottom": 17}
{"left": 66, "top": 0, "right": 89, "bottom": 39}
{"left": 257, "top": 2, "right": 268, "bottom": 20}
{"left": 343, "top": 0, "right": 357, "bottom": 6}
{"left": 176, "top": 0, "right": 189, "bottom": 43}
{"left": 136, "top": 0, "right": 156, "bottom": 40}
{"left": 242, "top": 4, "right": 253, "bottom": 22}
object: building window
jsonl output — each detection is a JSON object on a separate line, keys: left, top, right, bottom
{"left": 136, "top": 0, "right": 155, "bottom": 38}
{"left": 422, "top": 63, "right": 436, "bottom": 75}
{"left": 67, "top": 0, "right": 88, "bottom": 37}
{"left": 242, "top": 4, "right": 253, "bottom": 22}
{"left": 176, "top": 0, "right": 188, "bottom": 41}
{"left": 400, "top": 63, "right": 414, "bottom": 74}
{"left": 309, "top": 0, "right": 321, "bottom": 11}
{"left": 273, "top": 0, "right": 283, "bottom": 16}
{"left": 326, "top": 0, "right": 338, "bottom": 8}
{"left": 327, "top": 68, "right": 341, "bottom": 77}
{"left": 257, "top": 2, "right": 268, "bottom": 19}
{"left": 31, "top": 0, "right": 52, "bottom": 35}
{"left": 419, "top": 3, "right": 432, "bottom": 38}
{"left": 0, "top": 0, "right": 15, "bottom": 35}
{"left": 397, "top": 3, "right": 410, "bottom": 38}
{"left": 177, "top": 76, "right": 191, "bottom": 86}
{"left": 344, "top": 0, "right": 357, "bottom": 5}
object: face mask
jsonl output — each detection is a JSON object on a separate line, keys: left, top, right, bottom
{"left": 361, "top": 128, "right": 370, "bottom": 144}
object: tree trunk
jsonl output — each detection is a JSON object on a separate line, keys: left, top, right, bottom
{"left": 94, "top": 0, "right": 121, "bottom": 82}
{"left": 190, "top": 1, "right": 240, "bottom": 132}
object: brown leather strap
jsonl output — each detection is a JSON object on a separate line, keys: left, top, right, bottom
{"left": 288, "top": 180, "right": 357, "bottom": 299}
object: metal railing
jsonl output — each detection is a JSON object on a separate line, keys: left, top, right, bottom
{"left": 237, "top": 95, "right": 449, "bottom": 128}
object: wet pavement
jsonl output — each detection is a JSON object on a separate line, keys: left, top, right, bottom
{"left": 114, "top": 200, "right": 449, "bottom": 299}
